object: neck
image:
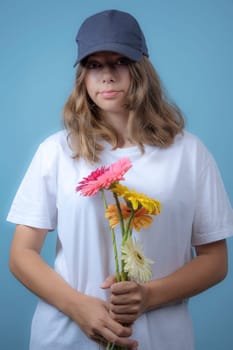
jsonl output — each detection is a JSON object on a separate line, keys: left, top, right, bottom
{"left": 102, "top": 110, "right": 134, "bottom": 147}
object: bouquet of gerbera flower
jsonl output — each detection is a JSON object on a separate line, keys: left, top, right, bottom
{"left": 76, "top": 157, "right": 161, "bottom": 349}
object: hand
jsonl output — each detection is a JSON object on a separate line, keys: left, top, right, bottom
{"left": 70, "top": 293, "right": 138, "bottom": 349}
{"left": 102, "top": 276, "right": 148, "bottom": 324}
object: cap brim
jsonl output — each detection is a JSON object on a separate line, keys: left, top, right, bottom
{"left": 73, "top": 42, "right": 144, "bottom": 67}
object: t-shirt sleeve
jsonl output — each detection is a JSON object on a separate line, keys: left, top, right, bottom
{"left": 191, "top": 146, "right": 233, "bottom": 246}
{"left": 7, "top": 141, "right": 58, "bottom": 230}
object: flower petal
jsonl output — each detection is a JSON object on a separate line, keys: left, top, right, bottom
{"left": 112, "top": 184, "right": 161, "bottom": 214}
{"left": 105, "top": 203, "right": 131, "bottom": 228}
{"left": 76, "top": 158, "right": 132, "bottom": 196}
{"left": 121, "top": 237, "right": 154, "bottom": 283}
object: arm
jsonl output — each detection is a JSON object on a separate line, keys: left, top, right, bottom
{"left": 105, "top": 239, "right": 228, "bottom": 324}
{"left": 9, "top": 224, "right": 138, "bottom": 349}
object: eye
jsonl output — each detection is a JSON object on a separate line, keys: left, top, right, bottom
{"left": 114, "top": 57, "right": 131, "bottom": 66}
{"left": 85, "top": 61, "right": 103, "bottom": 70}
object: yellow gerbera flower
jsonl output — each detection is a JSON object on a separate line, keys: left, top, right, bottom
{"left": 111, "top": 183, "right": 161, "bottom": 214}
{"left": 121, "top": 237, "right": 154, "bottom": 283}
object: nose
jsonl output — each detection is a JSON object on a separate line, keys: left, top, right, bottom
{"left": 101, "top": 65, "right": 116, "bottom": 83}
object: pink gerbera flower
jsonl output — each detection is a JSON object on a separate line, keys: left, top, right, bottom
{"left": 76, "top": 158, "right": 132, "bottom": 196}
{"left": 75, "top": 166, "right": 107, "bottom": 195}
{"left": 98, "top": 157, "right": 133, "bottom": 189}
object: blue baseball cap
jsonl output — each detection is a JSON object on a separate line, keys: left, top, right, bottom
{"left": 73, "top": 9, "right": 149, "bottom": 66}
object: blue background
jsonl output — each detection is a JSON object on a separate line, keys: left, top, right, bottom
{"left": 1, "top": 0, "right": 233, "bottom": 349}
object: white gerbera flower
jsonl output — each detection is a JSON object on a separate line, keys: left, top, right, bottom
{"left": 121, "top": 237, "right": 154, "bottom": 283}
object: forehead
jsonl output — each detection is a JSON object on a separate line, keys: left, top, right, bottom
{"left": 86, "top": 51, "right": 125, "bottom": 60}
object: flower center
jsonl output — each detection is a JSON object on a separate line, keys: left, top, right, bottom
{"left": 134, "top": 251, "right": 144, "bottom": 264}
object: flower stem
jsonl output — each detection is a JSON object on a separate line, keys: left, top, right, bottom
{"left": 113, "top": 192, "right": 129, "bottom": 281}
{"left": 124, "top": 211, "right": 135, "bottom": 241}
{"left": 113, "top": 192, "right": 125, "bottom": 238}
{"left": 101, "top": 190, "right": 120, "bottom": 282}
{"left": 106, "top": 344, "right": 126, "bottom": 350}
{"left": 120, "top": 258, "right": 128, "bottom": 281}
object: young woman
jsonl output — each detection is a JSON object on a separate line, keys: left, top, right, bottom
{"left": 7, "top": 9, "right": 233, "bottom": 350}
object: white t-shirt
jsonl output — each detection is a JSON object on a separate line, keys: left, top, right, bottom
{"left": 7, "top": 130, "right": 233, "bottom": 350}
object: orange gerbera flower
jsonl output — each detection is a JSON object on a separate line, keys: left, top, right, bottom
{"left": 105, "top": 203, "right": 131, "bottom": 228}
{"left": 132, "top": 207, "right": 154, "bottom": 231}
{"left": 105, "top": 204, "right": 156, "bottom": 231}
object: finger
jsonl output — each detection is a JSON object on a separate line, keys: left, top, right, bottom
{"left": 111, "top": 281, "right": 138, "bottom": 294}
{"left": 107, "top": 318, "right": 132, "bottom": 338}
{"left": 110, "top": 293, "right": 134, "bottom": 305}
{"left": 110, "top": 312, "right": 137, "bottom": 324}
{"left": 110, "top": 303, "right": 139, "bottom": 314}
{"left": 109, "top": 304, "right": 139, "bottom": 324}
{"left": 110, "top": 290, "right": 143, "bottom": 307}
{"left": 91, "top": 334, "right": 108, "bottom": 347}
{"left": 101, "top": 325, "right": 138, "bottom": 349}
{"left": 101, "top": 275, "right": 117, "bottom": 289}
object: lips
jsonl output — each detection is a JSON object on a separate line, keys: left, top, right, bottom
{"left": 100, "top": 90, "right": 120, "bottom": 98}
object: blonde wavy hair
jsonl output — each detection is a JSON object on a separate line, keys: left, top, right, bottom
{"left": 63, "top": 56, "right": 185, "bottom": 163}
